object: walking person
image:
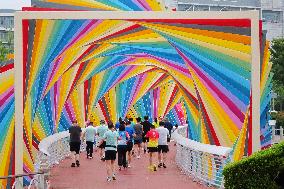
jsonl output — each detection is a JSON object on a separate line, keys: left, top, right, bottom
{"left": 117, "top": 122, "right": 130, "bottom": 170}
{"left": 83, "top": 122, "right": 96, "bottom": 159}
{"left": 133, "top": 117, "right": 143, "bottom": 159}
{"left": 69, "top": 120, "right": 82, "bottom": 167}
{"left": 156, "top": 121, "right": 170, "bottom": 168}
{"left": 125, "top": 120, "right": 135, "bottom": 168}
{"left": 98, "top": 122, "right": 119, "bottom": 182}
{"left": 96, "top": 120, "right": 108, "bottom": 161}
{"left": 141, "top": 116, "right": 153, "bottom": 154}
{"left": 152, "top": 117, "right": 159, "bottom": 128}
{"left": 164, "top": 118, "right": 173, "bottom": 140}
{"left": 145, "top": 125, "right": 159, "bottom": 171}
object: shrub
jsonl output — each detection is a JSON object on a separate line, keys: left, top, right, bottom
{"left": 223, "top": 142, "right": 284, "bottom": 189}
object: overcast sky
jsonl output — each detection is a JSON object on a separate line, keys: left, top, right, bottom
{"left": 0, "top": 0, "right": 31, "bottom": 10}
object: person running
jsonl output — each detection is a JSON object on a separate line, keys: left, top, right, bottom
{"left": 83, "top": 122, "right": 96, "bottom": 159}
{"left": 164, "top": 118, "right": 173, "bottom": 140}
{"left": 69, "top": 120, "right": 82, "bottom": 167}
{"left": 117, "top": 121, "right": 129, "bottom": 170}
{"left": 98, "top": 122, "right": 119, "bottom": 182}
{"left": 125, "top": 120, "right": 135, "bottom": 167}
{"left": 152, "top": 117, "right": 159, "bottom": 128}
{"left": 133, "top": 117, "right": 143, "bottom": 159}
{"left": 115, "top": 117, "right": 123, "bottom": 130}
{"left": 156, "top": 121, "right": 169, "bottom": 168}
{"left": 96, "top": 120, "right": 108, "bottom": 161}
{"left": 141, "top": 116, "right": 153, "bottom": 154}
{"left": 145, "top": 125, "right": 159, "bottom": 171}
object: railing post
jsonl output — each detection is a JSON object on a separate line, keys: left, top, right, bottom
{"left": 280, "top": 127, "right": 284, "bottom": 140}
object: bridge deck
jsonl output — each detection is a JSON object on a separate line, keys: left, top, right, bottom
{"left": 49, "top": 143, "right": 209, "bottom": 189}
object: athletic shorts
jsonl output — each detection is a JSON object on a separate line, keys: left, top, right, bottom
{"left": 158, "top": 145, "right": 169, "bottom": 153}
{"left": 126, "top": 141, "right": 133, "bottom": 152}
{"left": 70, "top": 142, "right": 81, "bottom": 154}
{"left": 98, "top": 141, "right": 106, "bottom": 149}
{"left": 105, "top": 150, "right": 117, "bottom": 160}
{"left": 142, "top": 136, "right": 149, "bottom": 143}
{"left": 147, "top": 147, "right": 158, "bottom": 153}
{"left": 134, "top": 139, "right": 142, "bottom": 145}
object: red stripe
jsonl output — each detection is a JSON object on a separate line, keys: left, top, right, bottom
{"left": 84, "top": 80, "right": 88, "bottom": 121}
{"left": 164, "top": 85, "right": 179, "bottom": 116}
{"left": 93, "top": 24, "right": 141, "bottom": 43}
{"left": 98, "top": 100, "right": 108, "bottom": 122}
{"left": 22, "top": 7, "right": 79, "bottom": 11}
{"left": 23, "top": 20, "right": 29, "bottom": 109}
{"left": 0, "top": 64, "right": 14, "bottom": 73}
{"left": 248, "top": 95, "right": 252, "bottom": 155}
{"left": 127, "top": 19, "right": 251, "bottom": 27}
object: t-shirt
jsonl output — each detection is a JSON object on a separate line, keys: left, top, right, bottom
{"left": 142, "top": 121, "right": 152, "bottom": 136}
{"left": 165, "top": 121, "right": 173, "bottom": 134}
{"left": 153, "top": 122, "right": 159, "bottom": 128}
{"left": 156, "top": 127, "right": 169, "bottom": 145}
{"left": 146, "top": 129, "right": 159, "bottom": 148}
{"left": 103, "top": 130, "right": 119, "bottom": 151}
{"left": 97, "top": 124, "right": 108, "bottom": 141}
{"left": 118, "top": 131, "right": 129, "bottom": 145}
{"left": 125, "top": 126, "right": 134, "bottom": 142}
{"left": 69, "top": 126, "right": 82, "bottom": 143}
{"left": 115, "top": 122, "right": 120, "bottom": 130}
{"left": 133, "top": 123, "right": 143, "bottom": 140}
{"left": 85, "top": 126, "right": 96, "bottom": 142}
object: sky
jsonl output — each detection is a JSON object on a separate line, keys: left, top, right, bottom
{"left": 0, "top": 0, "right": 31, "bottom": 10}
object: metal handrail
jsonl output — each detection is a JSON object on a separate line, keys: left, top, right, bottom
{"left": 0, "top": 172, "right": 46, "bottom": 180}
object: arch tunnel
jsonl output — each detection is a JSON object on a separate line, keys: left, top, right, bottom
{"left": 0, "top": 1, "right": 273, "bottom": 188}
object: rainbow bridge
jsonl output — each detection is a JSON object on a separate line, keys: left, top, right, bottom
{"left": 0, "top": 1, "right": 272, "bottom": 188}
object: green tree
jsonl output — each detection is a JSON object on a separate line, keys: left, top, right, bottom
{"left": 270, "top": 39, "right": 284, "bottom": 112}
{"left": 0, "top": 41, "right": 9, "bottom": 62}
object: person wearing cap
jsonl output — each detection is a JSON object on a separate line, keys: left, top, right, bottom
{"left": 96, "top": 120, "right": 108, "bottom": 161}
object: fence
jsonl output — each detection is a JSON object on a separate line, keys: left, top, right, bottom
{"left": 172, "top": 126, "right": 232, "bottom": 188}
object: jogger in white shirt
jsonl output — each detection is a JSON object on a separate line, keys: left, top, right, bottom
{"left": 156, "top": 122, "right": 170, "bottom": 168}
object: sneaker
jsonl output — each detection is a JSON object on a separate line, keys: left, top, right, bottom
{"left": 101, "top": 157, "right": 105, "bottom": 161}
{"left": 163, "top": 163, "right": 167, "bottom": 168}
{"left": 107, "top": 177, "right": 112, "bottom": 182}
{"left": 137, "top": 155, "right": 140, "bottom": 159}
{"left": 153, "top": 165, "right": 157, "bottom": 171}
{"left": 148, "top": 165, "right": 153, "bottom": 171}
{"left": 76, "top": 160, "right": 80, "bottom": 167}
{"left": 89, "top": 156, "right": 93, "bottom": 159}
{"left": 118, "top": 167, "right": 122, "bottom": 171}
{"left": 158, "top": 163, "right": 163, "bottom": 168}
{"left": 128, "top": 164, "right": 131, "bottom": 168}
{"left": 112, "top": 174, "right": 116, "bottom": 180}
{"left": 71, "top": 163, "right": 76, "bottom": 167}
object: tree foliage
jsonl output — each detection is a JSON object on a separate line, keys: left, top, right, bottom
{"left": 0, "top": 42, "right": 9, "bottom": 63}
{"left": 270, "top": 38, "right": 284, "bottom": 111}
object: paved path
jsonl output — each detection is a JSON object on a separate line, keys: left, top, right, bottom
{"left": 50, "top": 143, "right": 208, "bottom": 189}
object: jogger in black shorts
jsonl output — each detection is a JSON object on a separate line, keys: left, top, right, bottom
{"left": 156, "top": 122, "right": 170, "bottom": 168}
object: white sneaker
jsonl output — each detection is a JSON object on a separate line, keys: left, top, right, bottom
{"left": 137, "top": 155, "right": 141, "bottom": 159}
{"left": 107, "top": 177, "right": 112, "bottom": 182}
{"left": 128, "top": 164, "right": 131, "bottom": 168}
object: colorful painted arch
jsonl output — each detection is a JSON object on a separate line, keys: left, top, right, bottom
{"left": 0, "top": 1, "right": 272, "bottom": 188}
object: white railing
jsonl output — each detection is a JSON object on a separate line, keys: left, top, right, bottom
{"left": 172, "top": 126, "right": 232, "bottom": 188}
{"left": 35, "top": 129, "right": 86, "bottom": 171}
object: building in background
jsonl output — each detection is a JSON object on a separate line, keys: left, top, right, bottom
{"left": 167, "top": 0, "right": 284, "bottom": 41}
{"left": 0, "top": 9, "right": 14, "bottom": 51}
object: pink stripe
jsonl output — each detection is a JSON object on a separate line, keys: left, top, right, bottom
{"left": 0, "top": 86, "right": 14, "bottom": 102}
{"left": 177, "top": 50, "right": 243, "bottom": 129}
{"left": 136, "top": 0, "right": 152, "bottom": 10}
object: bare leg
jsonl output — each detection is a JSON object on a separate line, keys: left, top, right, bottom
{"left": 158, "top": 152, "right": 162, "bottom": 163}
{"left": 106, "top": 160, "right": 111, "bottom": 178}
{"left": 149, "top": 152, "right": 153, "bottom": 166}
{"left": 127, "top": 151, "right": 132, "bottom": 166}
{"left": 71, "top": 151, "right": 76, "bottom": 163}
{"left": 163, "top": 152, "right": 167, "bottom": 164}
